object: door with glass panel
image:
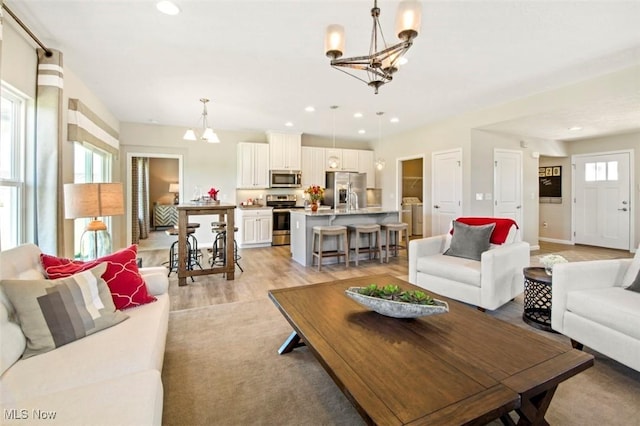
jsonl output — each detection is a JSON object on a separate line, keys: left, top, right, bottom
{"left": 574, "top": 152, "right": 631, "bottom": 250}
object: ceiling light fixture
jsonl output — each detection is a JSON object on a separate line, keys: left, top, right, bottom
{"left": 354, "top": 112, "right": 363, "bottom": 118}
{"left": 328, "top": 106, "right": 340, "bottom": 170}
{"left": 390, "top": 117, "right": 399, "bottom": 123}
{"left": 183, "top": 98, "right": 220, "bottom": 144}
{"left": 305, "top": 106, "right": 315, "bottom": 112}
{"left": 375, "top": 111, "right": 386, "bottom": 170}
{"left": 358, "top": 129, "right": 366, "bottom": 134}
{"left": 568, "top": 126, "right": 583, "bottom": 131}
{"left": 156, "top": 1, "right": 180, "bottom": 16}
{"left": 324, "top": 0, "right": 422, "bottom": 94}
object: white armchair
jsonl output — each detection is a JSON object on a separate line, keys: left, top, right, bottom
{"left": 408, "top": 219, "right": 530, "bottom": 311}
{"left": 551, "top": 249, "right": 640, "bottom": 372}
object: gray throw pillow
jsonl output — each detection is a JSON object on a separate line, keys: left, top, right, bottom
{"left": 1, "top": 263, "right": 128, "bottom": 359}
{"left": 444, "top": 221, "right": 496, "bottom": 261}
{"left": 626, "top": 269, "right": 640, "bottom": 293}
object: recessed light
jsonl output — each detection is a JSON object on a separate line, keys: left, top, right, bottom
{"left": 358, "top": 129, "right": 366, "bottom": 134}
{"left": 304, "top": 106, "right": 315, "bottom": 112}
{"left": 390, "top": 117, "right": 399, "bottom": 123}
{"left": 156, "top": 1, "right": 180, "bottom": 15}
{"left": 568, "top": 126, "right": 583, "bottom": 131}
{"left": 353, "top": 112, "right": 363, "bottom": 118}
{"left": 285, "top": 122, "right": 294, "bottom": 127}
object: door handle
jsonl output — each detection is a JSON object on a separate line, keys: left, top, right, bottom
{"left": 618, "top": 208, "right": 628, "bottom": 211}
{"left": 434, "top": 205, "right": 440, "bottom": 209}
{"left": 516, "top": 205, "right": 522, "bottom": 209}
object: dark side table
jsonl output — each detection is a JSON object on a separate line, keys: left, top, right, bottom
{"left": 523, "top": 267, "right": 555, "bottom": 332}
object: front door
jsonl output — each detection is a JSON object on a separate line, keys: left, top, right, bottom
{"left": 574, "top": 151, "right": 631, "bottom": 250}
{"left": 432, "top": 149, "right": 462, "bottom": 235}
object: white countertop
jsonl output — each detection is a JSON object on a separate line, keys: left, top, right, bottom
{"left": 290, "top": 207, "right": 397, "bottom": 216}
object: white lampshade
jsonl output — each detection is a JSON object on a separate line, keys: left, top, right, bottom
{"left": 396, "top": 0, "right": 422, "bottom": 41}
{"left": 169, "top": 183, "right": 179, "bottom": 193}
{"left": 202, "top": 128, "right": 220, "bottom": 143}
{"left": 183, "top": 129, "right": 197, "bottom": 141}
{"left": 324, "top": 24, "right": 345, "bottom": 59}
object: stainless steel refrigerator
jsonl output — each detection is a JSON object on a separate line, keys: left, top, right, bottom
{"left": 325, "top": 172, "right": 367, "bottom": 210}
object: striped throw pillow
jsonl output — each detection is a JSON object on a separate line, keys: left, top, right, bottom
{"left": 0, "top": 263, "right": 128, "bottom": 359}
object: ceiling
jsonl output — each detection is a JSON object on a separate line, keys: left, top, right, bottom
{"left": 5, "top": 0, "right": 640, "bottom": 142}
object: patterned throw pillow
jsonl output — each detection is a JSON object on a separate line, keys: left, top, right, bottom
{"left": 40, "top": 245, "right": 156, "bottom": 310}
{"left": 626, "top": 270, "right": 640, "bottom": 293}
{"left": 0, "top": 263, "right": 129, "bottom": 359}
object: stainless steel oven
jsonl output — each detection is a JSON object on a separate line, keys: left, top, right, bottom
{"left": 269, "top": 170, "right": 302, "bottom": 188}
{"left": 266, "top": 194, "right": 299, "bottom": 246}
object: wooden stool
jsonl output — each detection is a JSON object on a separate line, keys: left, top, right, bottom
{"left": 348, "top": 224, "right": 383, "bottom": 266}
{"left": 312, "top": 225, "right": 349, "bottom": 272}
{"left": 381, "top": 222, "right": 409, "bottom": 263}
{"left": 174, "top": 222, "right": 200, "bottom": 229}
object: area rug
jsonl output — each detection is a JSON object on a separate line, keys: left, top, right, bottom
{"left": 161, "top": 297, "right": 640, "bottom": 425}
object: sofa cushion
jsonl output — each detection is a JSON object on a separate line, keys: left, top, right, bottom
{"left": 41, "top": 245, "right": 156, "bottom": 310}
{"left": 622, "top": 246, "right": 640, "bottom": 288}
{"left": 0, "top": 264, "right": 128, "bottom": 359}
{"left": 444, "top": 221, "right": 495, "bottom": 261}
{"left": 416, "top": 254, "right": 482, "bottom": 287}
{"left": 0, "top": 293, "right": 169, "bottom": 403}
{"left": 566, "top": 287, "right": 640, "bottom": 341}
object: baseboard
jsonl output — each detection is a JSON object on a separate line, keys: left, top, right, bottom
{"left": 529, "top": 245, "right": 540, "bottom": 251}
{"left": 538, "top": 237, "right": 574, "bottom": 245}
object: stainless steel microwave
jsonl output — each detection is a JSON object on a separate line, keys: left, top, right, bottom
{"left": 270, "top": 170, "right": 302, "bottom": 188}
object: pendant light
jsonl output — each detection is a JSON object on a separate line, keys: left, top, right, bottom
{"left": 375, "top": 112, "right": 386, "bottom": 170}
{"left": 183, "top": 98, "right": 220, "bottom": 143}
{"left": 327, "top": 105, "right": 340, "bottom": 170}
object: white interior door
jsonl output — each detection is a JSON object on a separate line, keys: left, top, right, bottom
{"left": 432, "top": 149, "right": 462, "bottom": 235}
{"left": 494, "top": 149, "right": 523, "bottom": 227}
{"left": 574, "top": 152, "right": 631, "bottom": 250}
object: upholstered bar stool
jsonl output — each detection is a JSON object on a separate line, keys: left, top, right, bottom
{"left": 312, "top": 225, "right": 349, "bottom": 272}
{"left": 347, "top": 224, "right": 383, "bottom": 266}
{"left": 381, "top": 222, "right": 409, "bottom": 263}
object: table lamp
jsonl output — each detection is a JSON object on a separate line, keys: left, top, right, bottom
{"left": 64, "top": 183, "right": 124, "bottom": 260}
{"left": 169, "top": 183, "right": 179, "bottom": 205}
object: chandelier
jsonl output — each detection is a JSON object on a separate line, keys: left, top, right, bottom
{"left": 183, "top": 98, "right": 220, "bottom": 143}
{"left": 324, "top": 0, "right": 422, "bottom": 94}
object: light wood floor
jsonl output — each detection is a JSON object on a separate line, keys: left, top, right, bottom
{"left": 137, "top": 241, "right": 633, "bottom": 312}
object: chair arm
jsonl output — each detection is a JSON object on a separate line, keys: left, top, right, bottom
{"left": 140, "top": 266, "right": 170, "bottom": 296}
{"left": 479, "top": 242, "right": 530, "bottom": 310}
{"left": 408, "top": 235, "right": 449, "bottom": 284}
{"left": 551, "top": 258, "right": 632, "bottom": 332}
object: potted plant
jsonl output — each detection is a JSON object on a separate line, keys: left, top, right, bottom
{"left": 345, "top": 284, "right": 449, "bottom": 318}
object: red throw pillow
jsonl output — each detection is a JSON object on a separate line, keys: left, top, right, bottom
{"left": 40, "top": 245, "right": 156, "bottom": 310}
{"left": 450, "top": 217, "right": 518, "bottom": 244}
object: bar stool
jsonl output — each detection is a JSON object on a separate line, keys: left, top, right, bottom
{"left": 312, "top": 225, "right": 349, "bottom": 272}
{"left": 210, "top": 222, "right": 243, "bottom": 273}
{"left": 165, "top": 227, "right": 201, "bottom": 281}
{"left": 347, "top": 224, "right": 383, "bottom": 266}
{"left": 173, "top": 222, "right": 203, "bottom": 269}
{"left": 381, "top": 222, "right": 409, "bottom": 263}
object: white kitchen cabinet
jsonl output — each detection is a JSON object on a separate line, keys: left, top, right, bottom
{"left": 237, "top": 208, "right": 273, "bottom": 248}
{"left": 341, "top": 149, "right": 359, "bottom": 171}
{"left": 237, "top": 142, "right": 269, "bottom": 189}
{"left": 301, "top": 146, "right": 326, "bottom": 187}
{"left": 268, "top": 132, "right": 301, "bottom": 170}
{"left": 358, "top": 150, "right": 375, "bottom": 188}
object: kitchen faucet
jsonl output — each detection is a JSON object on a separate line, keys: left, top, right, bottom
{"left": 347, "top": 183, "right": 359, "bottom": 210}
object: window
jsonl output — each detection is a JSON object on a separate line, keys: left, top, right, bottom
{"left": 0, "top": 85, "right": 27, "bottom": 250}
{"left": 72, "top": 143, "right": 112, "bottom": 256}
{"left": 584, "top": 161, "right": 619, "bottom": 182}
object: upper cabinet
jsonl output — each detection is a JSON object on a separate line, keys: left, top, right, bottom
{"left": 358, "top": 150, "right": 375, "bottom": 188}
{"left": 268, "top": 132, "right": 301, "bottom": 170}
{"left": 237, "top": 142, "right": 270, "bottom": 189}
{"left": 324, "top": 148, "right": 360, "bottom": 172}
{"left": 301, "top": 146, "right": 326, "bottom": 187}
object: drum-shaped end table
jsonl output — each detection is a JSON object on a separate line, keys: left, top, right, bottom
{"left": 523, "top": 267, "right": 556, "bottom": 332}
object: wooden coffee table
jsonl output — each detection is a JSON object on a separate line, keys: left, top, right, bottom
{"left": 268, "top": 274, "right": 593, "bottom": 426}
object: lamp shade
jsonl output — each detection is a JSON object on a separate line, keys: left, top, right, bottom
{"left": 64, "top": 183, "right": 124, "bottom": 219}
{"left": 396, "top": 0, "right": 422, "bottom": 41}
{"left": 169, "top": 183, "right": 180, "bottom": 193}
{"left": 324, "top": 24, "right": 345, "bottom": 59}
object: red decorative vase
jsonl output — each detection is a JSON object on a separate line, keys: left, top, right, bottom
{"left": 311, "top": 202, "right": 319, "bottom": 212}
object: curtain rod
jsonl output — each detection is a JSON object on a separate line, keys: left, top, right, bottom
{"left": 2, "top": 3, "right": 52, "bottom": 57}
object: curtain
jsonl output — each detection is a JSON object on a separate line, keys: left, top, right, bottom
{"left": 131, "top": 157, "right": 150, "bottom": 243}
{"left": 35, "top": 48, "right": 64, "bottom": 255}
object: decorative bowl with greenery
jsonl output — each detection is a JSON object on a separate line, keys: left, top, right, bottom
{"left": 345, "top": 284, "right": 449, "bottom": 318}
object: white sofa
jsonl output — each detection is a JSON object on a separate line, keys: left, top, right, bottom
{"left": 551, "top": 248, "right": 640, "bottom": 372}
{"left": 409, "top": 222, "right": 530, "bottom": 311}
{"left": 0, "top": 244, "right": 170, "bottom": 425}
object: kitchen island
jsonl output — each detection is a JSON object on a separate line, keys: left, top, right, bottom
{"left": 290, "top": 208, "right": 400, "bottom": 267}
